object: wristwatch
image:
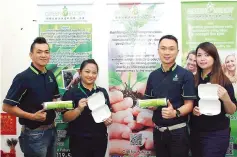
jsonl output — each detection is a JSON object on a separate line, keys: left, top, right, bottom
{"left": 176, "top": 109, "right": 181, "bottom": 118}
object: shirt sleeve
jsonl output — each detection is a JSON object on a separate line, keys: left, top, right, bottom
{"left": 182, "top": 71, "right": 196, "bottom": 100}
{"left": 102, "top": 88, "right": 112, "bottom": 110}
{"left": 52, "top": 74, "right": 60, "bottom": 99}
{"left": 3, "top": 74, "right": 27, "bottom": 106}
{"left": 62, "top": 89, "right": 73, "bottom": 101}
{"left": 61, "top": 89, "right": 74, "bottom": 114}
{"left": 144, "top": 73, "right": 154, "bottom": 99}
{"left": 225, "top": 83, "right": 237, "bottom": 107}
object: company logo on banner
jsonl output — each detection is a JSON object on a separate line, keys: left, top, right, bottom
{"left": 187, "top": 2, "right": 233, "bottom": 17}
{"left": 112, "top": 4, "right": 162, "bottom": 22}
{"left": 40, "top": 5, "right": 89, "bottom": 23}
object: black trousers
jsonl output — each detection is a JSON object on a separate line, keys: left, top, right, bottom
{"left": 69, "top": 135, "right": 108, "bottom": 157}
{"left": 190, "top": 128, "right": 230, "bottom": 157}
{"left": 153, "top": 127, "right": 189, "bottom": 157}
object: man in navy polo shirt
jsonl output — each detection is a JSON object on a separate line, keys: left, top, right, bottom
{"left": 2, "top": 37, "right": 60, "bottom": 157}
{"left": 145, "top": 35, "right": 196, "bottom": 157}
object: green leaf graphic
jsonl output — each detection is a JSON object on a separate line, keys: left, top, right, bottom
{"left": 109, "top": 71, "right": 123, "bottom": 86}
{"left": 136, "top": 72, "right": 148, "bottom": 83}
{"left": 46, "top": 64, "right": 57, "bottom": 71}
{"left": 54, "top": 67, "right": 66, "bottom": 77}
{"left": 73, "top": 41, "right": 92, "bottom": 52}
{"left": 56, "top": 74, "right": 64, "bottom": 88}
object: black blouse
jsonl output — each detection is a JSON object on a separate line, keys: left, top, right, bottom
{"left": 190, "top": 73, "right": 237, "bottom": 132}
{"left": 62, "top": 83, "right": 111, "bottom": 137}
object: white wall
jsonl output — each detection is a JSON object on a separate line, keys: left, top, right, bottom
{"left": 1, "top": 0, "right": 38, "bottom": 102}
{"left": 1, "top": 0, "right": 38, "bottom": 155}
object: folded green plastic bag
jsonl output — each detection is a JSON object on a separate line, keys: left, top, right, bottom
{"left": 42, "top": 101, "right": 73, "bottom": 110}
{"left": 137, "top": 98, "right": 167, "bottom": 108}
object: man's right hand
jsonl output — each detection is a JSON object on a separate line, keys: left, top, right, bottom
{"left": 31, "top": 109, "right": 47, "bottom": 122}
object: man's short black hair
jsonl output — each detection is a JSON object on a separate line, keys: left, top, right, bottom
{"left": 158, "top": 35, "right": 178, "bottom": 48}
{"left": 30, "top": 37, "right": 49, "bottom": 52}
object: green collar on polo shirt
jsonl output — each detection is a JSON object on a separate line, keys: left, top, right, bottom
{"left": 161, "top": 63, "right": 177, "bottom": 72}
{"left": 201, "top": 72, "right": 212, "bottom": 80}
{"left": 78, "top": 82, "right": 97, "bottom": 97}
{"left": 30, "top": 64, "right": 47, "bottom": 75}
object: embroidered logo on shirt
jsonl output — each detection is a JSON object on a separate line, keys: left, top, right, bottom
{"left": 173, "top": 74, "right": 179, "bottom": 81}
{"left": 49, "top": 76, "right": 54, "bottom": 83}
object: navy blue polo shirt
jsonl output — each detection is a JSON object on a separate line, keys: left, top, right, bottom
{"left": 144, "top": 64, "right": 196, "bottom": 126}
{"left": 62, "top": 83, "right": 111, "bottom": 137}
{"left": 3, "top": 63, "right": 60, "bottom": 129}
{"left": 190, "top": 73, "right": 237, "bottom": 132}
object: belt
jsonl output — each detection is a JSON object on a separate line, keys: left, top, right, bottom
{"left": 22, "top": 123, "right": 55, "bottom": 131}
{"left": 154, "top": 123, "right": 186, "bottom": 132}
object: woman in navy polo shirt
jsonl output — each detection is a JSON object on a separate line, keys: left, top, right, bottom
{"left": 62, "top": 59, "right": 112, "bottom": 157}
{"left": 190, "top": 42, "right": 237, "bottom": 157}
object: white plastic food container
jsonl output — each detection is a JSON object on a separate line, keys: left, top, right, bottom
{"left": 198, "top": 83, "right": 221, "bottom": 116}
{"left": 87, "top": 92, "right": 111, "bottom": 123}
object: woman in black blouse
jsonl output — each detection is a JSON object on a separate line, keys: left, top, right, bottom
{"left": 62, "top": 59, "right": 112, "bottom": 157}
{"left": 190, "top": 42, "right": 237, "bottom": 157}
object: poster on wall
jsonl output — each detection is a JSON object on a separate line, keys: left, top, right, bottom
{"left": 0, "top": 113, "right": 17, "bottom": 135}
{"left": 181, "top": 1, "right": 237, "bottom": 156}
{"left": 107, "top": 2, "right": 165, "bottom": 156}
{"left": 38, "top": 4, "right": 92, "bottom": 157}
{"left": 0, "top": 113, "right": 18, "bottom": 157}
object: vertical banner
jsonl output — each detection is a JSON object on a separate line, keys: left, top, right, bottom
{"left": 38, "top": 4, "right": 92, "bottom": 157}
{"left": 182, "top": 1, "right": 237, "bottom": 156}
{"left": 107, "top": 2, "right": 165, "bottom": 157}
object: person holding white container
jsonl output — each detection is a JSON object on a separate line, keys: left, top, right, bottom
{"left": 61, "top": 59, "right": 112, "bottom": 157}
{"left": 190, "top": 42, "right": 237, "bottom": 157}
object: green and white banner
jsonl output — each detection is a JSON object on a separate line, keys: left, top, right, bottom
{"left": 38, "top": 4, "right": 92, "bottom": 157}
{"left": 181, "top": 1, "right": 237, "bottom": 64}
{"left": 107, "top": 2, "right": 165, "bottom": 156}
{"left": 182, "top": 1, "right": 237, "bottom": 156}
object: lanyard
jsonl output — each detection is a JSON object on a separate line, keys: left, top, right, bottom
{"left": 78, "top": 83, "right": 97, "bottom": 98}
{"left": 79, "top": 85, "right": 88, "bottom": 98}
